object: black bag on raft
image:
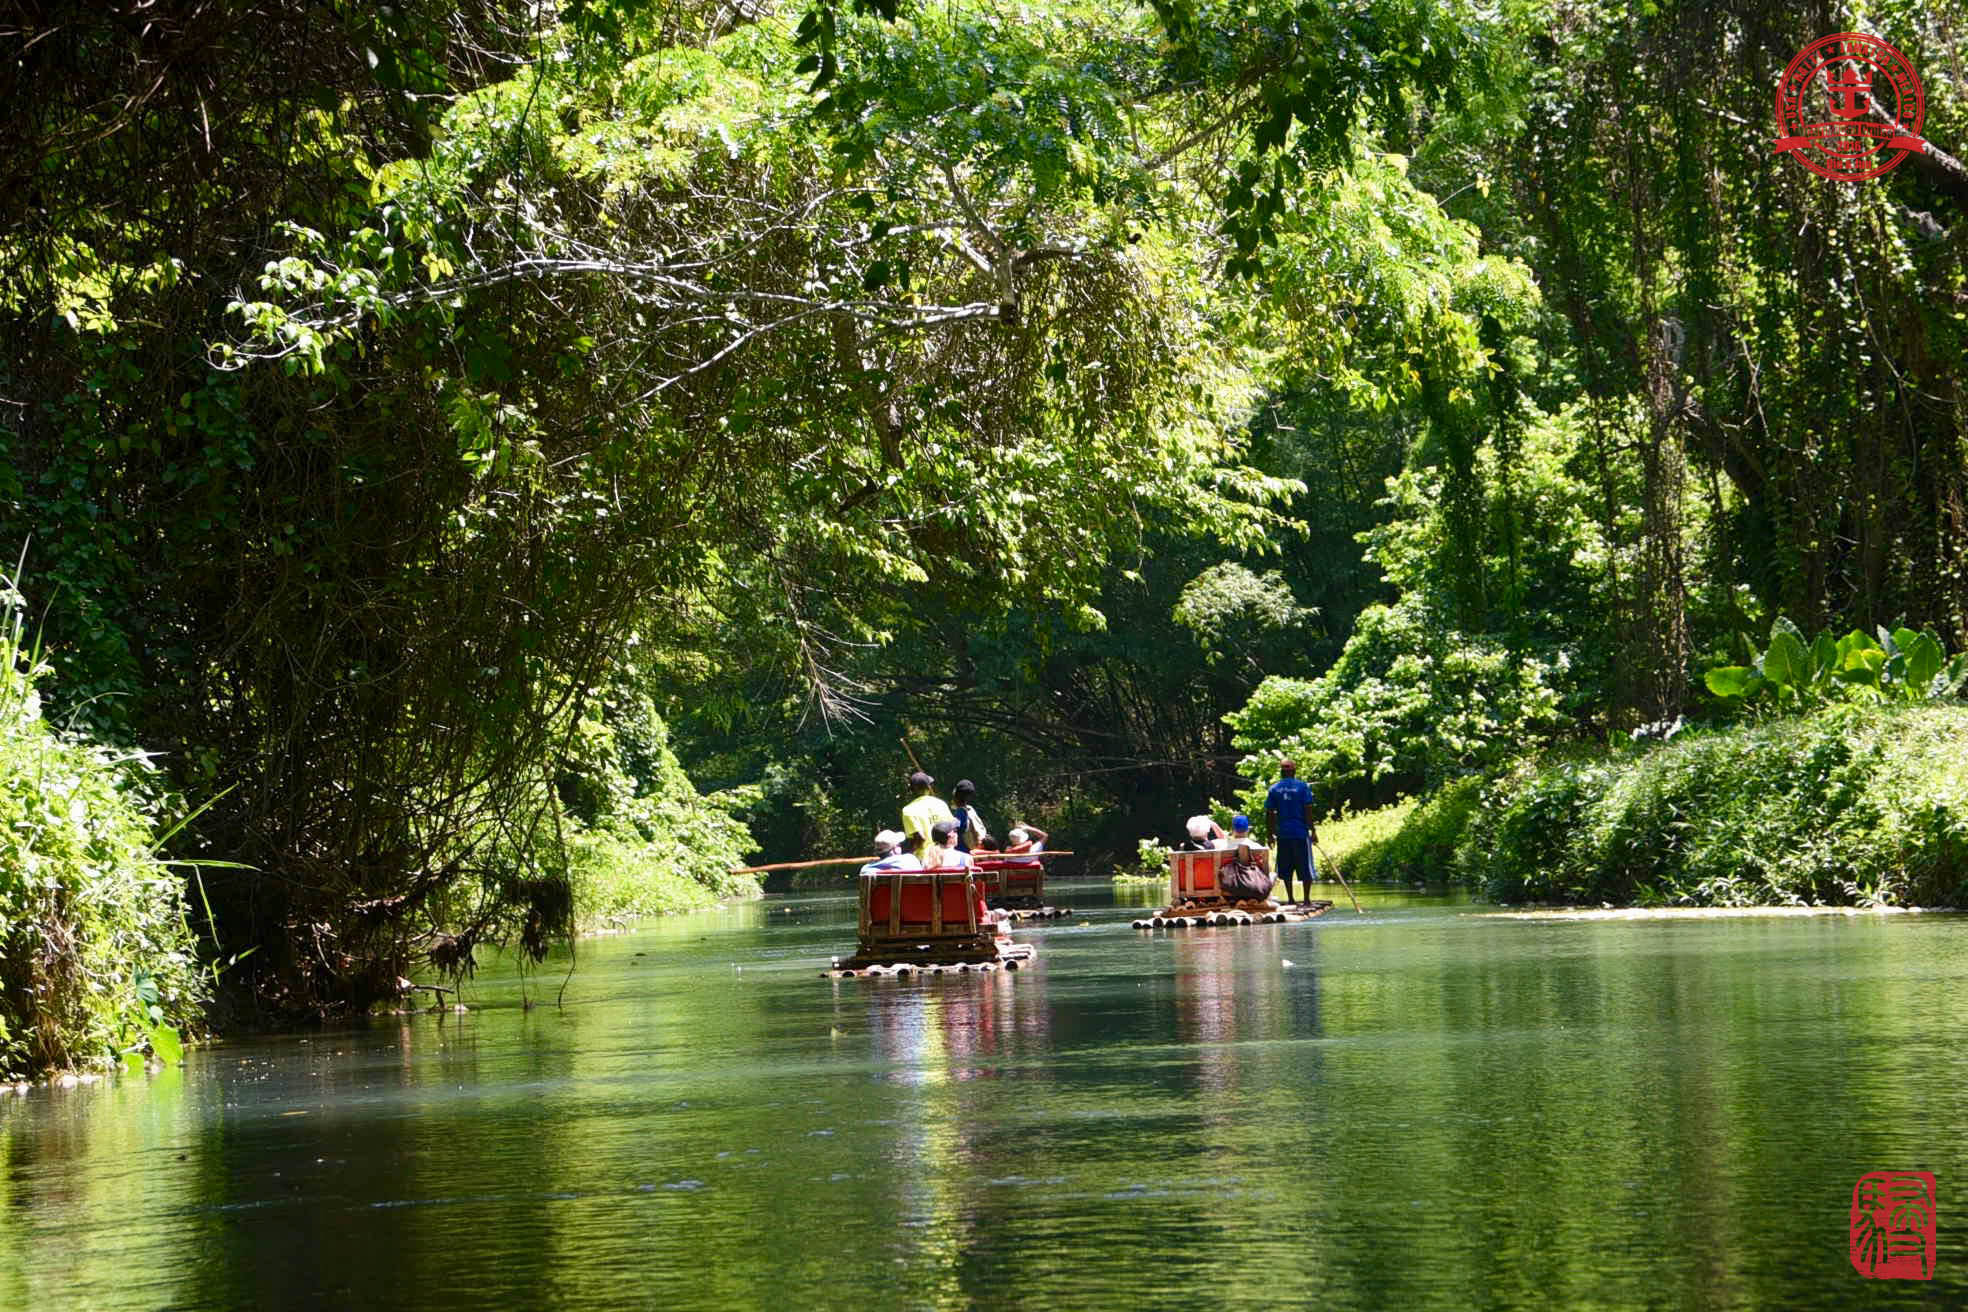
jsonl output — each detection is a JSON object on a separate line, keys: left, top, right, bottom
{"left": 1218, "top": 854, "right": 1274, "bottom": 902}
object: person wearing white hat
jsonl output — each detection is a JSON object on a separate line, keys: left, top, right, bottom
{"left": 1179, "top": 814, "right": 1225, "bottom": 851}
{"left": 860, "top": 828, "right": 922, "bottom": 876}
{"left": 1003, "top": 824, "right": 1046, "bottom": 854}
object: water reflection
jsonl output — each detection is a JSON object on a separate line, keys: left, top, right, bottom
{"left": 3, "top": 890, "right": 1968, "bottom": 1309}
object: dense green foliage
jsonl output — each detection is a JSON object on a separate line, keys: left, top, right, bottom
{"left": 1705, "top": 619, "right": 1968, "bottom": 710}
{"left": 2, "top": 1, "right": 1300, "bottom": 1009}
{"left": 0, "top": 581, "right": 204, "bottom": 1077}
{"left": 1320, "top": 778, "right": 1485, "bottom": 885}
{"left": 553, "top": 688, "right": 761, "bottom": 927}
{"left": 1464, "top": 706, "right": 1968, "bottom": 908}
{"left": 5, "top": 0, "right": 1968, "bottom": 1033}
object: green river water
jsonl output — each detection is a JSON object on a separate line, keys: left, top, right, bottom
{"left": 2, "top": 882, "right": 1964, "bottom": 1310}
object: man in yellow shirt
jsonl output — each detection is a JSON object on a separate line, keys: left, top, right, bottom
{"left": 900, "top": 771, "right": 955, "bottom": 850}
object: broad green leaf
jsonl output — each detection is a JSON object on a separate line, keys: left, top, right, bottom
{"left": 1704, "top": 665, "right": 1757, "bottom": 698}
{"left": 1906, "top": 632, "right": 1944, "bottom": 693}
{"left": 144, "top": 1022, "right": 185, "bottom": 1065}
{"left": 1835, "top": 629, "right": 1880, "bottom": 665}
{"left": 1835, "top": 648, "right": 1886, "bottom": 687}
{"left": 1761, "top": 628, "right": 1809, "bottom": 689}
{"left": 1810, "top": 631, "right": 1837, "bottom": 682}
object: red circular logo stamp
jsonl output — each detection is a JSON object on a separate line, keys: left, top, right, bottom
{"left": 1773, "top": 32, "right": 1926, "bottom": 180}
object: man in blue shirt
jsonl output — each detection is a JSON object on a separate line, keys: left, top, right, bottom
{"left": 1264, "top": 759, "right": 1317, "bottom": 904}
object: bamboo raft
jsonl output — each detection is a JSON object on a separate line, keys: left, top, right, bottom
{"left": 1132, "top": 901, "right": 1333, "bottom": 929}
{"left": 973, "top": 855, "right": 1071, "bottom": 920}
{"left": 1131, "top": 846, "right": 1334, "bottom": 929}
{"left": 826, "top": 866, "right": 1038, "bottom": 978}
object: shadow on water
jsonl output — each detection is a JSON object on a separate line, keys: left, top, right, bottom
{"left": 2, "top": 882, "right": 1965, "bottom": 1309}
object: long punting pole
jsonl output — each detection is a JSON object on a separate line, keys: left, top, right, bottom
{"left": 1312, "top": 839, "right": 1364, "bottom": 914}
{"left": 728, "top": 851, "right": 1076, "bottom": 875}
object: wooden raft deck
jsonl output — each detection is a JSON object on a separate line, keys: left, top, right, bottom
{"left": 825, "top": 867, "right": 1040, "bottom": 978}
{"left": 973, "top": 857, "right": 1069, "bottom": 919}
{"left": 1132, "top": 899, "right": 1334, "bottom": 929}
{"left": 1131, "top": 845, "right": 1333, "bottom": 927}
{"left": 995, "top": 904, "right": 1072, "bottom": 921}
{"left": 827, "top": 939, "right": 1035, "bottom": 978}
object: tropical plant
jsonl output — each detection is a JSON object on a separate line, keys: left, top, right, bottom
{"left": 1462, "top": 704, "right": 1968, "bottom": 909}
{"left": 0, "top": 574, "right": 205, "bottom": 1078}
{"left": 1705, "top": 619, "right": 1968, "bottom": 711}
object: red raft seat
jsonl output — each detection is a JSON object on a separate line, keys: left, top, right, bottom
{"left": 864, "top": 872, "right": 983, "bottom": 938}
{"left": 972, "top": 856, "right": 1046, "bottom": 908}
{"left": 1168, "top": 845, "right": 1269, "bottom": 908}
{"left": 831, "top": 867, "right": 1036, "bottom": 975}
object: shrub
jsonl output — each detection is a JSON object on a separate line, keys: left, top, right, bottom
{"left": 1328, "top": 776, "right": 1484, "bottom": 883}
{"left": 1458, "top": 704, "right": 1968, "bottom": 907}
{"left": 0, "top": 580, "right": 205, "bottom": 1078}
{"left": 1705, "top": 618, "right": 1968, "bottom": 711}
{"left": 556, "top": 689, "right": 760, "bottom": 928}
{"left": 1226, "top": 594, "right": 1570, "bottom": 801}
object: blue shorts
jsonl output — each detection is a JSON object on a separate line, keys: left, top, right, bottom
{"left": 1273, "top": 835, "right": 1316, "bottom": 885}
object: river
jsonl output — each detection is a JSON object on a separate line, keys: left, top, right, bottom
{"left": 1, "top": 883, "right": 1962, "bottom": 1309}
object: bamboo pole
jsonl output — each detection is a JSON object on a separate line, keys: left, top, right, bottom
{"left": 1312, "top": 839, "right": 1364, "bottom": 914}
{"left": 728, "top": 851, "right": 1075, "bottom": 875}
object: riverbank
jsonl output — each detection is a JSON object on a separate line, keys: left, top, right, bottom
{"left": 571, "top": 839, "right": 763, "bottom": 931}
{"left": 1480, "top": 905, "right": 1931, "bottom": 920}
{"left": 0, "top": 589, "right": 205, "bottom": 1082}
{"left": 1335, "top": 703, "right": 1968, "bottom": 908}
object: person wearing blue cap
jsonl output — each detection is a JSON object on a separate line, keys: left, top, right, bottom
{"left": 1264, "top": 759, "right": 1317, "bottom": 903}
{"left": 1220, "top": 813, "right": 1276, "bottom": 902}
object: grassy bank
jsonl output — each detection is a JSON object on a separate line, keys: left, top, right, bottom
{"left": 1318, "top": 778, "right": 1482, "bottom": 884}
{"left": 1332, "top": 704, "right": 1968, "bottom": 907}
{"left": 569, "top": 831, "right": 761, "bottom": 931}
{"left": 1466, "top": 704, "right": 1968, "bottom": 907}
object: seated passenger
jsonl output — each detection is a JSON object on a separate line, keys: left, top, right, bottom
{"left": 923, "top": 819, "right": 973, "bottom": 870}
{"left": 927, "top": 819, "right": 1012, "bottom": 935}
{"left": 1176, "top": 814, "right": 1224, "bottom": 851}
{"left": 860, "top": 828, "right": 922, "bottom": 876}
{"left": 1002, "top": 824, "right": 1047, "bottom": 865}
{"left": 1226, "top": 814, "right": 1258, "bottom": 851}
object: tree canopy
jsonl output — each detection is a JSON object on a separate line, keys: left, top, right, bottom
{"left": 4, "top": 0, "right": 1967, "bottom": 1010}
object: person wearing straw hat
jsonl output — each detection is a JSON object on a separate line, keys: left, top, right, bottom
{"left": 1002, "top": 823, "right": 1047, "bottom": 855}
